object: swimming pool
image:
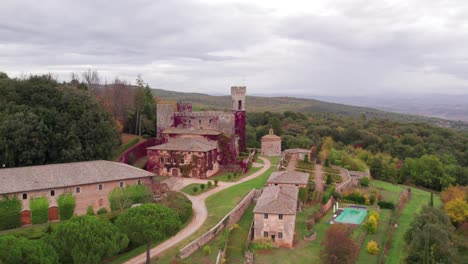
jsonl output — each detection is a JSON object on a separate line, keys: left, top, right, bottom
{"left": 335, "top": 207, "right": 367, "bottom": 225}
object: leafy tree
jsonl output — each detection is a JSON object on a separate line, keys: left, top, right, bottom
{"left": 51, "top": 215, "right": 128, "bottom": 264}
{"left": 156, "top": 191, "right": 193, "bottom": 223}
{"left": 108, "top": 184, "right": 153, "bottom": 212}
{"left": 444, "top": 198, "right": 468, "bottom": 225}
{"left": 404, "top": 206, "right": 459, "bottom": 264}
{"left": 0, "top": 75, "right": 120, "bottom": 167}
{"left": 116, "top": 204, "right": 181, "bottom": 264}
{"left": 0, "top": 235, "right": 59, "bottom": 264}
{"left": 402, "top": 155, "right": 454, "bottom": 191}
{"left": 440, "top": 185, "right": 466, "bottom": 204}
{"left": 30, "top": 197, "right": 49, "bottom": 224}
{"left": 321, "top": 224, "right": 359, "bottom": 264}
{"left": 57, "top": 193, "right": 76, "bottom": 220}
{"left": 0, "top": 196, "right": 21, "bottom": 230}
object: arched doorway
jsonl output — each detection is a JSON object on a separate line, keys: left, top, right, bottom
{"left": 172, "top": 168, "right": 179, "bottom": 177}
{"left": 48, "top": 206, "right": 59, "bottom": 221}
{"left": 20, "top": 210, "right": 31, "bottom": 226}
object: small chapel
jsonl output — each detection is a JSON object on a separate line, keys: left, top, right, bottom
{"left": 261, "top": 128, "right": 282, "bottom": 157}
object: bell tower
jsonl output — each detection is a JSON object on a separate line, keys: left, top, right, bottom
{"left": 231, "top": 86, "right": 247, "bottom": 152}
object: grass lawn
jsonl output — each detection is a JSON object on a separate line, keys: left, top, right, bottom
{"left": 385, "top": 186, "right": 441, "bottom": 264}
{"left": 181, "top": 183, "right": 218, "bottom": 196}
{"left": 152, "top": 164, "right": 275, "bottom": 264}
{"left": 225, "top": 205, "right": 255, "bottom": 263}
{"left": 267, "top": 156, "right": 281, "bottom": 166}
{"left": 209, "top": 167, "right": 262, "bottom": 182}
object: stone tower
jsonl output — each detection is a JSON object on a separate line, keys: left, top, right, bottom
{"left": 231, "top": 86, "right": 247, "bottom": 152}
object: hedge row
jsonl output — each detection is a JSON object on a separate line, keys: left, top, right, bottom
{"left": 57, "top": 193, "right": 76, "bottom": 220}
{"left": 0, "top": 196, "right": 22, "bottom": 230}
{"left": 377, "top": 200, "right": 395, "bottom": 209}
{"left": 343, "top": 192, "right": 366, "bottom": 204}
{"left": 30, "top": 197, "right": 49, "bottom": 224}
{"left": 322, "top": 186, "right": 335, "bottom": 204}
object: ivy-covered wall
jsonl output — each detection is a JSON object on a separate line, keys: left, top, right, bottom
{"left": 0, "top": 196, "right": 22, "bottom": 230}
{"left": 30, "top": 197, "right": 49, "bottom": 224}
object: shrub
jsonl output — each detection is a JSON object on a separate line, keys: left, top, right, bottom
{"left": 343, "top": 191, "right": 366, "bottom": 204}
{"left": 193, "top": 186, "right": 198, "bottom": 194}
{"left": 203, "top": 245, "right": 211, "bottom": 256}
{"left": 0, "top": 196, "right": 21, "bottom": 230}
{"left": 57, "top": 193, "right": 76, "bottom": 220}
{"left": 214, "top": 179, "right": 219, "bottom": 186}
{"left": 207, "top": 181, "right": 213, "bottom": 188}
{"left": 86, "top": 206, "right": 95, "bottom": 216}
{"left": 359, "top": 177, "right": 370, "bottom": 187}
{"left": 30, "top": 197, "right": 49, "bottom": 224}
{"left": 97, "top": 208, "right": 108, "bottom": 215}
{"left": 332, "top": 191, "right": 342, "bottom": 200}
{"left": 326, "top": 174, "right": 332, "bottom": 185}
{"left": 322, "top": 186, "right": 335, "bottom": 204}
{"left": 109, "top": 184, "right": 153, "bottom": 211}
{"left": 378, "top": 200, "right": 395, "bottom": 209}
{"left": 200, "top": 184, "right": 205, "bottom": 191}
{"left": 227, "top": 175, "right": 232, "bottom": 181}
{"left": 250, "top": 238, "right": 273, "bottom": 250}
{"left": 366, "top": 240, "right": 379, "bottom": 255}
{"left": 157, "top": 191, "right": 193, "bottom": 223}
{"left": 299, "top": 188, "right": 308, "bottom": 204}
{"left": 324, "top": 159, "right": 330, "bottom": 167}
{"left": 363, "top": 215, "right": 378, "bottom": 234}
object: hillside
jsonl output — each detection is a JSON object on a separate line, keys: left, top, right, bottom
{"left": 152, "top": 89, "right": 468, "bottom": 130}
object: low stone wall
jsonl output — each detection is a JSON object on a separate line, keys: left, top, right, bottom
{"left": 335, "top": 166, "right": 353, "bottom": 194}
{"left": 178, "top": 189, "right": 261, "bottom": 259}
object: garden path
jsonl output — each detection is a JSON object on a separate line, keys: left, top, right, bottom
{"left": 314, "top": 164, "right": 324, "bottom": 193}
{"left": 286, "top": 153, "right": 298, "bottom": 171}
{"left": 124, "top": 157, "right": 271, "bottom": 264}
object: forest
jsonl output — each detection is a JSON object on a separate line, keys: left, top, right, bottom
{"left": 246, "top": 111, "right": 468, "bottom": 191}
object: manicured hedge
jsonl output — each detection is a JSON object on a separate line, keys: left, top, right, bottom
{"left": 377, "top": 200, "right": 395, "bottom": 209}
{"left": 57, "top": 193, "right": 76, "bottom": 220}
{"left": 109, "top": 184, "right": 153, "bottom": 211}
{"left": 0, "top": 196, "right": 22, "bottom": 230}
{"left": 343, "top": 192, "right": 366, "bottom": 204}
{"left": 322, "top": 186, "right": 335, "bottom": 204}
{"left": 30, "top": 197, "right": 49, "bottom": 224}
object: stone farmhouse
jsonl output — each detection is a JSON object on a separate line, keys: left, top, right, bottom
{"left": 147, "top": 86, "right": 247, "bottom": 178}
{"left": 253, "top": 185, "right": 299, "bottom": 248}
{"left": 0, "top": 160, "right": 154, "bottom": 226}
{"left": 261, "top": 128, "right": 282, "bottom": 157}
{"left": 267, "top": 171, "right": 309, "bottom": 188}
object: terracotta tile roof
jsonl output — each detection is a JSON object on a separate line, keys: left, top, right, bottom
{"left": 147, "top": 138, "right": 217, "bottom": 152}
{"left": 0, "top": 160, "right": 153, "bottom": 195}
{"left": 162, "top": 128, "right": 222, "bottom": 136}
{"left": 267, "top": 171, "right": 309, "bottom": 185}
{"left": 253, "top": 186, "right": 298, "bottom": 214}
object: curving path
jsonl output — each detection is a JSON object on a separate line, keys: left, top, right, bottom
{"left": 124, "top": 157, "right": 271, "bottom": 264}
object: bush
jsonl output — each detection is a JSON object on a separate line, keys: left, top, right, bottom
{"left": 157, "top": 191, "right": 193, "bottom": 223}
{"left": 324, "top": 159, "right": 330, "bottom": 167}
{"left": 378, "top": 200, "right": 395, "bottom": 209}
{"left": 193, "top": 186, "right": 198, "bottom": 194}
{"left": 203, "top": 245, "right": 211, "bottom": 256}
{"left": 30, "top": 197, "right": 49, "bottom": 224}
{"left": 207, "top": 181, "right": 213, "bottom": 188}
{"left": 250, "top": 238, "right": 274, "bottom": 250}
{"left": 200, "top": 184, "right": 205, "bottom": 191}
{"left": 332, "top": 191, "right": 342, "bottom": 200}
{"left": 109, "top": 184, "right": 153, "bottom": 211}
{"left": 227, "top": 175, "right": 232, "bottom": 181}
{"left": 326, "top": 174, "right": 332, "bottom": 185}
{"left": 0, "top": 196, "right": 21, "bottom": 230}
{"left": 322, "top": 186, "right": 335, "bottom": 204}
{"left": 299, "top": 188, "right": 308, "bottom": 204}
{"left": 57, "top": 193, "right": 76, "bottom": 220}
{"left": 366, "top": 240, "right": 379, "bottom": 255}
{"left": 214, "top": 179, "right": 219, "bottom": 186}
{"left": 86, "top": 206, "right": 95, "bottom": 216}
{"left": 343, "top": 191, "right": 366, "bottom": 204}
{"left": 363, "top": 215, "right": 378, "bottom": 234}
{"left": 97, "top": 208, "right": 108, "bottom": 215}
{"left": 359, "top": 177, "right": 370, "bottom": 187}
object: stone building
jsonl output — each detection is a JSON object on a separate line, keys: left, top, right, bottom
{"left": 253, "top": 185, "right": 298, "bottom": 248}
{"left": 147, "top": 86, "right": 247, "bottom": 178}
{"left": 261, "top": 129, "right": 281, "bottom": 157}
{"left": 0, "top": 160, "right": 154, "bottom": 225}
{"left": 267, "top": 171, "right": 309, "bottom": 188}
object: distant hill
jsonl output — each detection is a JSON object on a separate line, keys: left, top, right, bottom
{"left": 152, "top": 89, "right": 468, "bottom": 130}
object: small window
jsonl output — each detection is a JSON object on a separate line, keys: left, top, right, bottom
{"left": 279, "top": 214, "right": 283, "bottom": 220}
{"left": 209, "top": 119, "right": 212, "bottom": 124}
{"left": 199, "top": 120, "right": 201, "bottom": 124}
{"left": 180, "top": 159, "right": 184, "bottom": 164}
{"left": 22, "top": 193, "right": 28, "bottom": 200}
{"left": 98, "top": 184, "right": 103, "bottom": 190}
{"left": 264, "top": 213, "right": 268, "bottom": 219}
{"left": 160, "top": 158, "right": 164, "bottom": 163}
{"left": 263, "top": 231, "right": 268, "bottom": 238}
{"left": 278, "top": 232, "right": 283, "bottom": 239}
{"left": 137, "top": 179, "right": 142, "bottom": 185}
{"left": 50, "top": 190, "right": 55, "bottom": 197}
{"left": 76, "top": 187, "right": 81, "bottom": 193}
{"left": 119, "top": 181, "right": 124, "bottom": 188}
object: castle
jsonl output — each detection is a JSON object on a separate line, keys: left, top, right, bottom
{"left": 146, "top": 86, "right": 247, "bottom": 178}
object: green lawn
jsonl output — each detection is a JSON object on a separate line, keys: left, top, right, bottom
{"left": 225, "top": 205, "right": 255, "bottom": 263}
{"left": 152, "top": 164, "right": 275, "bottom": 264}
{"left": 267, "top": 156, "right": 281, "bottom": 166}
{"left": 181, "top": 183, "right": 218, "bottom": 196}
{"left": 357, "top": 209, "right": 392, "bottom": 264}
{"left": 209, "top": 166, "right": 262, "bottom": 182}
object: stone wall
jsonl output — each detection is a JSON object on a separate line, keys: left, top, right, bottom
{"left": 178, "top": 189, "right": 261, "bottom": 259}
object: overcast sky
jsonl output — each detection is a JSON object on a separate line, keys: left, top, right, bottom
{"left": 1, "top": 0, "right": 468, "bottom": 96}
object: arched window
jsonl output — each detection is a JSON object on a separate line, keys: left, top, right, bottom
{"left": 238, "top": 100, "right": 242, "bottom": 110}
